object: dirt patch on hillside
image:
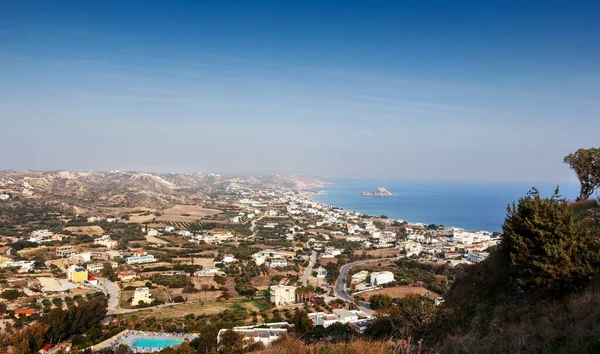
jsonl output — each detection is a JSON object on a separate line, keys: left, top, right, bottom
{"left": 251, "top": 276, "right": 272, "bottom": 290}
{"left": 131, "top": 299, "right": 240, "bottom": 320}
{"left": 64, "top": 225, "right": 104, "bottom": 236}
{"left": 353, "top": 248, "right": 399, "bottom": 258}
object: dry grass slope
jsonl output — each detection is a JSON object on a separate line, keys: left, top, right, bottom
{"left": 257, "top": 336, "right": 416, "bottom": 354}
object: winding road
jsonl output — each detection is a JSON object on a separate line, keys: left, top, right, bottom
{"left": 245, "top": 214, "right": 266, "bottom": 240}
{"left": 334, "top": 256, "right": 399, "bottom": 314}
{"left": 301, "top": 250, "right": 318, "bottom": 286}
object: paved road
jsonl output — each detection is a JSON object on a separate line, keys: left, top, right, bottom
{"left": 301, "top": 250, "right": 318, "bottom": 286}
{"left": 334, "top": 257, "right": 398, "bottom": 314}
{"left": 98, "top": 276, "right": 122, "bottom": 315}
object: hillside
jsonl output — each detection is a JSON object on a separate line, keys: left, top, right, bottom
{"left": 0, "top": 171, "right": 324, "bottom": 209}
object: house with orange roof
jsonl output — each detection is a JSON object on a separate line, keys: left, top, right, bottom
{"left": 14, "top": 309, "right": 35, "bottom": 318}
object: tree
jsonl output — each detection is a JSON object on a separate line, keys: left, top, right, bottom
{"left": 291, "top": 309, "right": 313, "bottom": 334}
{"left": 114, "top": 344, "right": 132, "bottom": 354}
{"left": 502, "top": 187, "right": 599, "bottom": 290}
{"left": 354, "top": 296, "right": 361, "bottom": 309}
{"left": 218, "top": 330, "right": 244, "bottom": 353}
{"left": 100, "top": 262, "right": 115, "bottom": 279}
{"left": 2, "top": 289, "right": 25, "bottom": 300}
{"left": 10, "top": 322, "right": 49, "bottom": 354}
{"left": 189, "top": 324, "right": 219, "bottom": 353}
{"left": 325, "top": 322, "right": 350, "bottom": 337}
{"left": 367, "top": 294, "right": 436, "bottom": 339}
{"left": 370, "top": 294, "right": 393, "bottom": 310}
{"left": 564, "top": 148, "right": 600, "bottom": 200}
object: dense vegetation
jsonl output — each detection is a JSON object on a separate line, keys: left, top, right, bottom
{"left": 7, "top": 294, "right": 108, "bottom": 353}
{"left": 149, "top": 274, "right": 192, "bottom": 288}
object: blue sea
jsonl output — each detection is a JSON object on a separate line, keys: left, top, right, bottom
{"left": 312, "top": 180, "right": 580, "bottom": 233}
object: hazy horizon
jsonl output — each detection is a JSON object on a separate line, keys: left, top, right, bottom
{"left": 1, "top": 1, "right": 599, "bottom": 183}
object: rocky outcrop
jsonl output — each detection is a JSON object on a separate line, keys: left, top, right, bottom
{"left": 361, "top": 187, "right": 393, "bottom": 196}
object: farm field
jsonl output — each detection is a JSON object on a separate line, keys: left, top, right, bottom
{"left": 156, "top": 205, "right": 222, "bottom": 223}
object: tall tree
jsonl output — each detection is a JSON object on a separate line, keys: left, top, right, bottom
{"left": 292, "top": 309, "right": 313, "bottom": 334}
{"left": 564, "top": 148, "right": 600, "bottom": 200}
{"left": 502, "top": 187, "right": 598, "bottom": 290}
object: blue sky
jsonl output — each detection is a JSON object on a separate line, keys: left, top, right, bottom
{"left": 1, "top": 1, "right": 599, "bottom": 182}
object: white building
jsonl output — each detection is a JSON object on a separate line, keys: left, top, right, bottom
{"left": 332, "top": 309, "right": 360, "bottom": 323}
{"left": 467, "top": 252, "right": 489, "bottom": 263}
{"left": 346, "top": 236, "right": 364, "bottom": 242}
{"left": 217, "top": 322, "right": 288, "bottom": 348}
{"left": 0, "top": 194, "right": 10, "bottom": 200}
{"left": 147, "top": 229, "right": 159, "bottom": 237}
{"left": 308, "top": 312, "right": 339, "bottom": 328}
{"left": 253, "top": 255, "right": 266, "bottom": 266}
{"left": 106, "top": 218, "right": 117, "bottom": 223}
{"left": 222, "top": 254, "right": 237, "bottom": 264}
{"left": 87, "top": 216, "right": 100, "bottom": 223}
{"left": 131, "top": 287, "right": 152, "bottom": 306}
{"left": 308, "top": 310, "right": 372, "bottom": 328}
{"left": 270, "top": 285, "right": 296, "bottom": 306}
{"left": 351, "top": 270, "right": 369, "bottom": 283}
{"left": 28, "top": 229, "right": 53, "bottom": 243}
{"left": 164, "top": 226, "right": 175, "bottom": 232}
{"left": 195, "top": 268, "right": 226, "bottom": 277}
{"left": 399, "top": 240, "right": 423, "bottom": 257}
{"left": 269, "top": 258, "right": 288, "bottom": 268}
{"left": 1, "top": 260, "right": 35, "bottom": 272}
{"left": 370, "top": 271, "right": 395, "bottom": 286}
{"left": 325, "top": 248, "right": 342, "bottom": 256}
{"left": 125, "top": 254, "right": 156, "bottom": 265}
{"left": 178, "top": 230, "right": 193, "bottom": 237}
{"left": 86, "top": 263, "right": 105, "bottom": 273}
{"left": 94, "top": 235, "right": 118, "bottom": 249}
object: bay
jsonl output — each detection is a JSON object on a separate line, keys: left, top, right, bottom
{"left": 312, "top": 179, "right": 580, "bottom": 233}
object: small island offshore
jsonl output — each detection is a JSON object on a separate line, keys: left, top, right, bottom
{"left": 361, "top": 187, "right": 393, "bottom": 196}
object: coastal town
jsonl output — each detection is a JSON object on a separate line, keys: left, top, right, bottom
{"left": 0, "top": 171, "right": 501, "bottom": 353}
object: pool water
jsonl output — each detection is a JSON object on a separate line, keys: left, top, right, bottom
{"left": 132, "top": 338, "right": 183, "bottom": 349}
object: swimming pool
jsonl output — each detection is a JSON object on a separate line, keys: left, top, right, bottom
{"left": 132, "top": 338, "right": 183, "bottom": 349}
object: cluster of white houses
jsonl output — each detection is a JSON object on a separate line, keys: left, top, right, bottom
{"left": 217, "top": 309, "right": 374, "bottom": 348}
{"left": 28, "top": 229, "right": 62, "bottom": 243}
{"left": 308, "top": 309, "right": 373, "bottom": 332}
{"left": 252, "top": 249, "right": 296, "bottom": 268}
